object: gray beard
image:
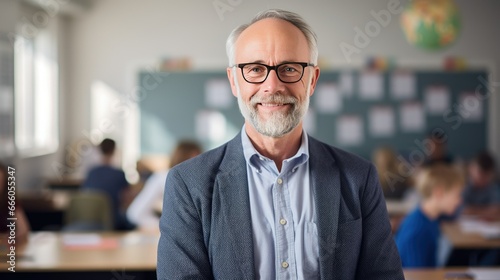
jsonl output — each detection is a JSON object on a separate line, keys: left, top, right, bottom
{"left": 237, "top": 92, "right": 309, "bottom": 138}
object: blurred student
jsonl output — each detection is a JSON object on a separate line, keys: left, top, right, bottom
{"left": 463, "top": 151, "right": 499, "bottom": 207}
{"left": 395, "top": 164, "right": 464, "bottom": 268}
{"left": 373, "top": 147, "right": 412, "bottom": 200}
{"left": 423, "top": 129, "right": 454, "bottom": 167}
{"left": 127, "top": 140, "right": 202, "bottom": 230}
{"left": 0, "top": 162, "right": 30, "bottom": 247}
{"left": 83, "top": 138, "right": 131, "bottom": 230}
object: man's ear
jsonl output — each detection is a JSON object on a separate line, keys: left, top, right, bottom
{"left": 308, "top": 67, "right": 321, "bottom": 96}
{"left": 227, "top": 67, "right": 238, "bottom": 97}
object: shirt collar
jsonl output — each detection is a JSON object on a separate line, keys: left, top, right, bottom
{"left": 241, "top": 125, "right": 309, "bottom": 173}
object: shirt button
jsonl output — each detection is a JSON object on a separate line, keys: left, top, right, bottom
{"left": 282, "top": 261, "right": 289, "bottom": 268}
{"left": 277, "top": 178, "right": 283, "bottom": 185}
{"left": 280, "top": 218, "right": 287, "bottom": 225}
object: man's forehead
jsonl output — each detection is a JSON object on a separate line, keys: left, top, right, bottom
{"left": 234, "top": 18, "right": 310, "bottom": 61}
{"left": 238, "top": 18, "right": 305, "bottom": 42}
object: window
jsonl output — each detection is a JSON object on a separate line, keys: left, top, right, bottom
{"left": 14, "top": 26, "right": 59, "bottom": 157}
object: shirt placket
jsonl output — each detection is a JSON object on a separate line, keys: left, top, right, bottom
{"left": 272, "top": 172, "right": 297, "bottom": 280}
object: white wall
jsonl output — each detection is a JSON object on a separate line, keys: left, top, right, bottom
{"left": 0, "top": 0, "right": 70, "bottom": 190}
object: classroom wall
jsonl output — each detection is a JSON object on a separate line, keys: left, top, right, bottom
{"left": 0, "top": 1, "right": 70, "bottom": 190}
{"left": 66, "top": 0, "right": 500, "bottom": 156}
{"left": 3, "top": 0, "right": 500, "bottom": 188}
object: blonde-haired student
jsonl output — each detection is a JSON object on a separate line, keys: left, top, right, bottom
{"left": 395, "top": 164, "right": 465, "bottom": 268}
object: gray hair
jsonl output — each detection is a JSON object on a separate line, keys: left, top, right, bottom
{"left": 226, "top": 9, "right": 318, "bottom": 67}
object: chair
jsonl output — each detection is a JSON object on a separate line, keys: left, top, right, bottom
{"left": 63, "top": 190, "right": 113, "bottom": 231}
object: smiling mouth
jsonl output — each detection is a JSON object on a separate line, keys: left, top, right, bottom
{"left": 259, "top": 103, "right": 286, "bottom": 107}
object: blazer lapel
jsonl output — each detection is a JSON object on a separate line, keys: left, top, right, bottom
{"left": 309, "top": 137, "right": 341, "bottom": 280}
{"left": 215, "top": 134, "right": 255, "bottom": 279}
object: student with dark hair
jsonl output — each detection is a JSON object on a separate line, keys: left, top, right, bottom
{"left": 463, "top": 151, "right": 499, "bottom": 206}
{"left": 83, "top": 138, "right": 131, "bottom": 230}
{"left": 423, "top": 128, "right": 454, "bottom": 167}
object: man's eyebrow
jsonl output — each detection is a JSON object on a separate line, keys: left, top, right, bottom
{"left": 245, "top": 60, "right": 265, "bottom": 64}
{"left": 242, "top": 60, "right": 302, "bottom": 65}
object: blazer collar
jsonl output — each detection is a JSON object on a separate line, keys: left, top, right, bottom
{"left": 308, "top": 136, "right": 341, "bottom": 280}
{"left": 216, "top": 133, "right": 255, "bottom": 280}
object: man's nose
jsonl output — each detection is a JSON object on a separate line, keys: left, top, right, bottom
{"left": 262, "top": 70, "right": 284, "bottom": 94}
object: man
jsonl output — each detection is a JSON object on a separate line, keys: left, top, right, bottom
{"left": 157, "top": 9, "right": 404, "bottom": 279}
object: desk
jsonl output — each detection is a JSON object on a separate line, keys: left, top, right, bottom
{"left": 404, "top": 268, "right": 500, "bottom": 280}
{"left": 1, "top": 231, "right": 158, "bottom": 279}
{"left": 442, "top": 222, "right": 500, "bottom": 249}
{"left": 20, "top": 191, "right": 73, "bottom": 231}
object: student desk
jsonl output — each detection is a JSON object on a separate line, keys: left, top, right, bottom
{"left": 20, "top": 190, "right": 73, "bottom": 231}
{"left": 442, "top": 222, "right": 500, "bottom": 249}
{"left": 0, "top": 231, "right": 158, "bottom": 280}
{"left": 404, "top": 268, "right": 500, "bottom": 279}
{"left": 442, "top": 209, "right": 500, "bottom": 266}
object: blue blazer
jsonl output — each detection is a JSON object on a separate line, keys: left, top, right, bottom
{"left": 157, "top": 134, "right": 404, "bottom": 280}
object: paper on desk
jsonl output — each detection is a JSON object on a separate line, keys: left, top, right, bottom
{"left": 467, "top": 268, "right": 500, "bottom": 280}
{"left": 63, "top": 233, "right": 101, "bottom": 246}
{"left": 459, "top": 218, "right": 500, "bottom": 239}
{"left": 63, "top": 233, "right": 119, "bottom": 250}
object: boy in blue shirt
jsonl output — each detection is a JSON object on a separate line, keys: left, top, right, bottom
{"left": 395, "top": 164, "right": 464, "bottom": 268}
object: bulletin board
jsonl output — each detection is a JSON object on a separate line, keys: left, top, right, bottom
{"left": 139, "top": 69, "right": 488, "bottom": 161}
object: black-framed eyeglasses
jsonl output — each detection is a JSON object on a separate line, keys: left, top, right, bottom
{"left": 235, "top": 62, "right": 315, "bottom": 84}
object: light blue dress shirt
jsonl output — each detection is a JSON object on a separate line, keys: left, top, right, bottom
{"left": 241, "top": 126, "right": 318, "bottom": 280}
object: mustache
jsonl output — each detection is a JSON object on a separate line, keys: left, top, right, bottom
{"left": 250, "top": 93, "right": 298, "bottom": 106}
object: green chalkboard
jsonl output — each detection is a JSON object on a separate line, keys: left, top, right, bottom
{"left": 139, "top": 70, "right": 488, "bottom": 161}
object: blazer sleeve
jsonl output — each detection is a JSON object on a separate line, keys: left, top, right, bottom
{"left": 356, "top": 164, "right": 405, "bottom": 280}
{"left": 157, "top": 168, "right": 214, "bottom": 280}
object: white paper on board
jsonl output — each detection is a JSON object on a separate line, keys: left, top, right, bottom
{"left": 336, "top": 115, "right": 364, "bottom": 146}
{"left": 359, "top": 71, "right": 383, "bottom": 100}
{"left": 339, "top": 72, "right": 354, "bottom": 97}
{"left": 369, "top": 106, "right": 395, "bottom": 137}
{"left": 315, "top": 83, "right": 342, "bottom": 113}
{"left": 195, "top": 110, "right": 227, "bottom": 142}
{"left": 303, "top": 109, "right": 316, "bottom": 135}
{"left": 390, "top": 72, "right": 416, "bottom": 100}
{"left": 425, "top": 86, "right": 450, "bottom": 115}
{"left": 204, "top": 79, "right": 233, "bottom": 109}
{"left": 400, "top": 102, "right": 425, "bottom": 132}
{"left": 459, "top": 93, "right": 483, "bottom": 122}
